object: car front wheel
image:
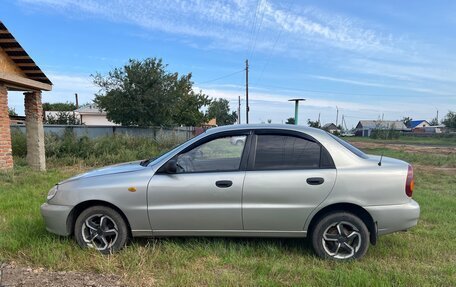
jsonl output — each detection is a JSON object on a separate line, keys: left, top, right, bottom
{"left": 311, "top": 212, "right": 369, "bottom": 260}
{"left": 74, "top": 206, "right": 128, "bottom": 254}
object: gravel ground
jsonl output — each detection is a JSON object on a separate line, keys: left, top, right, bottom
{"left": 0, "top": 263, "right": 125, "bottom": 287}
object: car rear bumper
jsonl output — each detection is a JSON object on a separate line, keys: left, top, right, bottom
{"left": 40, "top": 203, "right": 73, "bottom": 236}
{"left": 365, "top": 200, "right": 420, "bottom": 236}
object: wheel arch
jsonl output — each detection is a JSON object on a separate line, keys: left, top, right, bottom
{"left": 307, "top": 202, "right": 377, "bottom": 245}
{"left": 67, "top": 200, "right": 132, "bottom": 237}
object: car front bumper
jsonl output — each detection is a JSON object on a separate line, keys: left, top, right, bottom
{"left": 40, "top": 203, "right": 73, "bottom": 236}
{"left": 365, "top": 199, "right": 420, "bottom": 236}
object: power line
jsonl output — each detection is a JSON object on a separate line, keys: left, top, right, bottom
{"left": 248, "top": 0, "right": 267, "bottom": 61}
{"left": 196, "top": 69, "right": 245, "bottom": 84}
{"left": 246, "top": 0, "right": 262, "bottom": 59}
{"left": 255, "top": 0, "right": 295, "bottom": 85}
{"left": 250, "top": 83, "right": 424, "bottom": 98}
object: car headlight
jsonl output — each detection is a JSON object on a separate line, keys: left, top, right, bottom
{"left": 47, "top": 185, "right": 58, "bottom": 201}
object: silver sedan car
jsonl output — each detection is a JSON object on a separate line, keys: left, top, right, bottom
{"left": 41, "top": 124, "right": 420, "bottom": 260}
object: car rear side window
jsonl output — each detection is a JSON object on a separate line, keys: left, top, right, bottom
{"left": 254, "top": 135, "right": 321, "bottom": 170}
{"left": 328, "top": 133, "right": 368, "bottom": 159}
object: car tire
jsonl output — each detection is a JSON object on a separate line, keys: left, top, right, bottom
{"left": 311, "top": 212, "right": 369, "bottom": 260}
{"left": 74, "top": 206, "right": 128, "bottom": 254}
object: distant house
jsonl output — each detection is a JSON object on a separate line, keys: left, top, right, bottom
{"left": 76, "top": 104, "right": 119, "bottom": 126}
{"left": 322, "top": 123, "right": 340, "bottom": 134}
{"left": 9, "top": 115, "right": 25, "bottom": 125}
{"left": 355, "top": 120, "right": 407, "bottom": 137}
{"left": 409, "top": 120, "right": 430, "bottom": 129}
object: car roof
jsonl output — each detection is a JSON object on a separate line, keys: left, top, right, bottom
{"left": 205, "top": 124, "right": 327, "bottom": 137}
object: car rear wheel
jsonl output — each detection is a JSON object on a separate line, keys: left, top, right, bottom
{"left": 311, "top": 212, "right": 369, "bottom": 260}
{"left": 74, "top": 206, "right": 128, "bottom": 254}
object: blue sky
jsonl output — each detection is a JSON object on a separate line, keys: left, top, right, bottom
{"left": 2, "top": 0, "right": 456, "bottom": 127}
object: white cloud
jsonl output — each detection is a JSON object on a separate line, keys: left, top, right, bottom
{"left": 18, "top": 0, "right": 392, "bottom": 54}
{"left": 309, "top": 75, "right": 456, "bottom": 97}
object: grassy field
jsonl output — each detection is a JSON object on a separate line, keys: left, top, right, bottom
{"left": 1, "top": 136, "right": 455, "bottom": 286}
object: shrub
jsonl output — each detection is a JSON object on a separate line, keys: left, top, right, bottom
{"left": 12, "top": 130, "right": 187, "bottom": 167}
{"left": 370, "top": 128, "right": 400, "bottom": 140}
{"left": 10, "top": 129, "right": 27, "bottom": 157}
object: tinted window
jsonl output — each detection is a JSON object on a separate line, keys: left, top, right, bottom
{"left": 254, "top": 135, "right": 321, "bottom": 170}
{"left": 176, "top": 135, "right": 246, "bottom": 173}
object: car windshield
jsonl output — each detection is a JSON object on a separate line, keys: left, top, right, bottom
{"left": 327, "top": 133, "right": 369, "bottom": 159}
{"left": 142, "top": 131, "right": 208, "bottom": 166}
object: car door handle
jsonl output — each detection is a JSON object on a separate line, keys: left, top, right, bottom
{"left": 215, "top": 180, "right": 233, "bottom": 188}
{"left": 306, "top": 177, "right": 324, "bottom": 185}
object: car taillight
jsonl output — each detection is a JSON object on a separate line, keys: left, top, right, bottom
{"left": 405, "top": 165, "right": 414, "bottom": 197}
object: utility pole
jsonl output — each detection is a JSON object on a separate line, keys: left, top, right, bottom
{"left": 245, "top": 59, "right": 249, "bottom": 124}
{"left": 238, "top": 95, "right": 241, "bottom": 124}
{"left": 318, "top": 113, "right": 321, "bottom": 127}
{"left": 335, "top": 106, "right": 339, "bottom": 126}
{"left": 75, "top": 93, "right": 79, "bottom": 109}
{"left": 436, "top": 109, "right": 439, "bottom": 123}
{"left": 341, "top": 115, "right": 345, "bottom": 132}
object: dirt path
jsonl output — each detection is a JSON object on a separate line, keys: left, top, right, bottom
{"left": 0, "top": 263, "right": 124, "bottom": 287}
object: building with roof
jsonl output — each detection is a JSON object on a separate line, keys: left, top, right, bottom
{"left": 322, "top": 123, "right": 340, "bottom": 134}
{"left": 409, "top": 120, "right": 430, "bottom": 129}
{"left": 76, "top": 104, "right": 119, "bottom": 126}
{"left": 355, "top": 120, "right": 407, "bottom": 137}
{"left": 0, "top": 21, "right": 52, "bottom": 171}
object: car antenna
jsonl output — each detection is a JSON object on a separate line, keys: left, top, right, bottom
{"left": 378, "top": 151, "right": 384, "bottom": 166}
{"left": 378, "top": 124, "right": 388, "bottom": 166}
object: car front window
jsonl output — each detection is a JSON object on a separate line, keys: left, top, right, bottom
{"left": 176, "top": 135, "right": 246, "bottom": 173}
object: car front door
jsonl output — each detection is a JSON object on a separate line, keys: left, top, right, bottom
{"left": 147, "top": 132, "right": 250, "bottom": 232}
{"left": 242, "top": 131, "right": 337, "bottom": 231}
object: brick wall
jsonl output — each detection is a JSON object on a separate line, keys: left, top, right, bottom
{"left": 0, "top": 84, "right": 13, "bottom": 170}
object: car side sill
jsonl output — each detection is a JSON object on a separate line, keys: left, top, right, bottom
{"left": 132, "top": 230, "right": 308, "bottom": 238}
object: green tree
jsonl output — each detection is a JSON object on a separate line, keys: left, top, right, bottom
{"left": 42, "top": 102, "right": 77, "bottom": 111}
{"left": 402, "top": 116, "right": 413, "bottom": 127}
{"left": 307, "top": 119, "right": 321, "bottom": 128}
{"left": 442, "top": 111, "right": 456, "bottom": 128}
{"left": 8, "top": 108, "right": 17, "bottom": 116}
{"left": 93, "top": 58, "right": 210, "bottom": 127}
{"left": 206, "top": 98, "right": 237, "bottom": 126}
{"left": 285, "top": 117, "right": 295, "bottom": 124}
{"left": 429, "top": 117, "right": 439, "bottom": 126}
{"left": 44, "top": 111, "right": 81, "bottom": 125}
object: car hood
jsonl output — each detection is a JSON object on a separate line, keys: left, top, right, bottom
{"left": 59, "top": 160, "right": 146, "bottom": 184}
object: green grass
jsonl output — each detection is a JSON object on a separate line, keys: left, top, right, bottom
{"left": 1, "top": 147, "right": 455, "bottom": 286}
{"left": 346, "top": 135, "right": 456, "bottom": 146}
{"left": 361, "top": 148, "right": 456, "bottom": 168}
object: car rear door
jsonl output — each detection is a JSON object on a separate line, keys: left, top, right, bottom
{"left": 147, "top": 131, "right": 251, "bottom": 232}
{"left": 242, "top": 130, "right": 337, "bottom": 231}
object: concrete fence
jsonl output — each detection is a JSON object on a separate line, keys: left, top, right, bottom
{"left": 10, "top": 124, "right": 196, "bottom": 141}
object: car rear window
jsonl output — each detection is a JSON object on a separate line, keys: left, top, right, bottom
{"left": 328, "top": 133, "right": 369, "bottom": 159}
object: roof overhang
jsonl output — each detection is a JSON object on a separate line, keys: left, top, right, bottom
{"left": 0, "top": 21, "right": 52, "bottom": 91}
{"left": 0, "top": 71, "right": 52, "bottom": 91}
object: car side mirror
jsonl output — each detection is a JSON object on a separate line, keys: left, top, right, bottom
{"left": 165, "top": 159, "right": 177, "bottom": 174}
